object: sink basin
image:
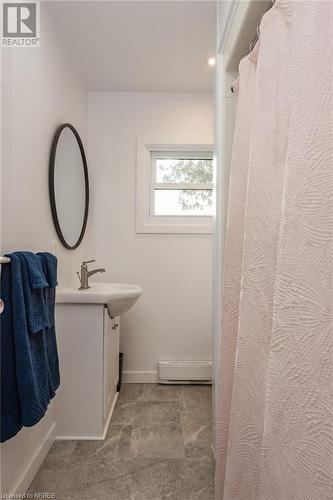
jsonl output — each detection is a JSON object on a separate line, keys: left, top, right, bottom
{"left": 56, "top": 282, "right": 143, "bottom": 317}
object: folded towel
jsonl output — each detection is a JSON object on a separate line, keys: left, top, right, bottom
{"left": 37, "top": 252, "right": 58, "bottom": 288}
{"left": 0, "top": 260, "right": 22, "bottom": 440}
{"left": 0, "top": 252, "right": 60, "bottom": 442}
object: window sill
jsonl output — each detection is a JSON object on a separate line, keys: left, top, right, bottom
{"left": 136, "top": 218, "right": 213, "bottom": 234}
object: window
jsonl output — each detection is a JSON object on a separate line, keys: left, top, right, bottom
{"left": 136, "top": 140, "right": 214, "bottom": 233}
{"left": 151, "top": 151, "right": 213, "bottom": 217}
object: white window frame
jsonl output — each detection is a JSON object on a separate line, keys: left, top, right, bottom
{"left": 136, "top": 137, "right": 214, "bottom": 234}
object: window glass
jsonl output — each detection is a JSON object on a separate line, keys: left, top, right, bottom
{"left": 155, "top": 158, "right": 213, "bottom": 184}
{"left": 154, "top": 189, "right": 213, "bottom": 216}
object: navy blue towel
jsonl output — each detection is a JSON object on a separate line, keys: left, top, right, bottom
{"left": 1, "top": 251, "right": 60, "bottom": 442}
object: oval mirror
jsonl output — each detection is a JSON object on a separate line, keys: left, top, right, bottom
{"left": 49, "top": 124, "right": 89, "bottom": 250}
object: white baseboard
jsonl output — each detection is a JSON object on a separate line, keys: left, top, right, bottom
{"left": 122, "top": 371, "right": 158, "bottom": 383}
{"left": 15, "top": 423, "right": 56, "bottom": 494}
{"left": 56, "top": 435, "right": 105, "bottom": 441}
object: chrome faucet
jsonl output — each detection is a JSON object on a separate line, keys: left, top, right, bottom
{"left": 77, "top": 260, "right": 106, "bottom": 290}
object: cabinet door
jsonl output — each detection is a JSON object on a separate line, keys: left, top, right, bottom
{"left": 56, "top": 304, "right": 105, "bottom": 438}
{"left": 103, "top": 309, "right": 120, "bottom": 420}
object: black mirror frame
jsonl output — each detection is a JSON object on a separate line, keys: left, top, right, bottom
{"left": 49, "top": 123, "right": 89, "bottom": 250}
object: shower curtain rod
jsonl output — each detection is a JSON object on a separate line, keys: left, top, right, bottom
{"left": 230, "top": 0, "right": 275, "bottom": 93}
{"left": 230, "top": 26, "right": 260, "bottom": 94}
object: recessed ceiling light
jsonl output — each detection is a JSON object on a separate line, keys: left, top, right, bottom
{"left": 207, "top": 56, "right": 216, "bottom": 67}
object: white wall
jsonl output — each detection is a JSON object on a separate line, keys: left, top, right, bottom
{"left": 1, "top": 5, "right": 92, "bottom": 287}
{"left": 0, "top": 4, "right": 90, "bottom": 493}
{"left": 88, "top": 92, "right": 213, "bottom": 382}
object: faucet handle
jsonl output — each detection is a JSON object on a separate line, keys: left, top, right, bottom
{"left": 82, "top": 259, "right": 95, "bottom": 265}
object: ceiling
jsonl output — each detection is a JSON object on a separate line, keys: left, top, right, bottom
{"left": 46, "top": 1, "right": 216, "bottom": 92}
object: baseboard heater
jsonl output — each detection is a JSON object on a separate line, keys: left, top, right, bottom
{"left": 158, "top": 361, "right": 212, "bottom": 384}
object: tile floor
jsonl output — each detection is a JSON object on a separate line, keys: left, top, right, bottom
{"left": 28, "top": 384, "right": 214, "bottom": 499}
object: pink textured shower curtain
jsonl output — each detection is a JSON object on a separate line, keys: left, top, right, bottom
{"left": 215, "top": 1, "right": 333, "bottom": 499}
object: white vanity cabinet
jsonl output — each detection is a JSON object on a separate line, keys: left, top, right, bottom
{"left": 55, "top": 303, "right": 120, "bottom": 440}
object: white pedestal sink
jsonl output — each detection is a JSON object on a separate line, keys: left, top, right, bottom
{"left": 56, "top": 282, "right": 143, "bottom": 317}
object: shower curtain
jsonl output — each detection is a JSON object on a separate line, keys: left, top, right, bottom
{"left": 215, "top": 1, "right": 333, "bottom": 499}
